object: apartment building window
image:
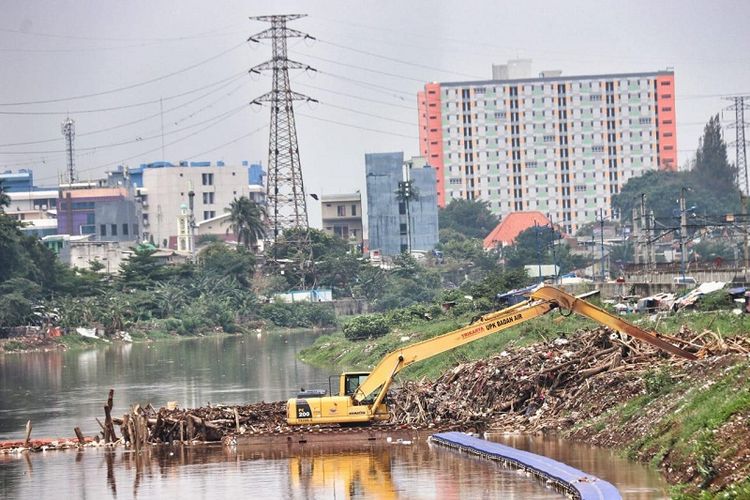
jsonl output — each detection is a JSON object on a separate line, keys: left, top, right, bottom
{"left": 100, "top": 225, "right": 107, "bottom": 237}
{"left": 203, "top": 192, "right": 215, "bottom": 204}
{"left": 337, "top": 205, "right": 346, "bottom": 216}
{"left": 399, "top": 223, "right": 408, "bottom": 235}
{"left": 111, "top": 224, "right": 118, "bottom": 236}
{"left": 351, "top": 204, "right": 357, "bottom": 216}
{"left": 202, "top": 173, "right": 214, "bottom": 186}
{"left": 203, "top": 210, "right": 216, "bottom": 220}
{"left": 122, "top": 223, "right": 129, "bottom": 236}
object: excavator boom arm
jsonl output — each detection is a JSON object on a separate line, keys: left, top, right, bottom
{"left": 354, "top": 286, "right": 696, "bottom": 407}
{"left": 530, "top": 286, "right": 696, "bottom": 360}
{"left": 354, "top": 300, "right": 556, "bottom": 403}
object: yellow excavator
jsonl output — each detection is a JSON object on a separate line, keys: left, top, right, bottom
{"left": 287, "top": 285, "right": 696, "bottom": 425}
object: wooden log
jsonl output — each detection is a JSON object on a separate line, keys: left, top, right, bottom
{"left": 24, "top": 420, "right": 32, "bottom": 448}
{"left": 129, "top": 416, "right": 139, "bottom": 452}
{"left": 186, "top": 414, "right": 195, "bottom": 440}
{"left": 74, "top": 427, "right": 85, "bottom": 445}
{"left": 104, "top": 405, "right": 118, "bottom": 443}
{"left": 121, "top": 414, "right": 131, "bottom": 444}
{"left": 140, "top": 415, "right": 149, "bottom": 447}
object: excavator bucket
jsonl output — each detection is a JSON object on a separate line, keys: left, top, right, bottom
{"left": 530, "top": 286, "right": 697, "bottom": 360}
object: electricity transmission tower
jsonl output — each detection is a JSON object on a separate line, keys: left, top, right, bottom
{"left": 248, "top": 14, "right": 316, "bottom": 240}
{"left": 61, "top": 117, "right": 76, "bottom": 184}
{"left": 724, "top": 96, "right": 750, "bottom": 195}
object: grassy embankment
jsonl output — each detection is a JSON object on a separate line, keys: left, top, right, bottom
{"left": 300, "top": 309, "right": 604, "bottom": 379}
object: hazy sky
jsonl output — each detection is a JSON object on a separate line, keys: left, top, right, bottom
{"left": 2, "top": 0, "right": 749, "bottom": 225}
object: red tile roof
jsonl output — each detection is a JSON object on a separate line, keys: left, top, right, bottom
{"left": 483, "top": 211, "right": 551, "bottom": 249}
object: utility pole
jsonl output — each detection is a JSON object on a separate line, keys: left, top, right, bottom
{"left": 187, "top": 183, "right": 196, "bottom": 259}
{"left": 641, "top": 194, "right": 653, "bottom": 271}
{"left": 61, "top": 118, "right": 76, "bottom": 184}
{"left": 534, "top": 221, "right": 543, "bottom": 283}
{"left": 648, "top": 209, "right": 656, "bottom": 269}
{"left": 679, "top": 187, "right": 688, "bottom": 283}
{"left": 632, "top": 206, "right": 640, "bottom": 266}
{"left": 248, "top": 14, "right": 316, "bottom": 240}
{"left": 599, "top": 208, "right": 605, "bottom": 282}
{"left": 724, "top": 96, "right": 750, "bottom": 195}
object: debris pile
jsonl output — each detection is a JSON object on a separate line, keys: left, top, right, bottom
{"left": 387, "top": 326, "right": 750, "bottom": 432}
{"left": 103, "top": 401, "right": 289, "bottom": 446}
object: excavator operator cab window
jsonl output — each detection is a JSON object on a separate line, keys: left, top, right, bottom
{"left": 343, "top": 373, "right": 369, "bottom": 397}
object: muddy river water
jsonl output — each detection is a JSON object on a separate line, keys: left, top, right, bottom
{"left": 0, "top": 332, "right": 668, "bottom": 499}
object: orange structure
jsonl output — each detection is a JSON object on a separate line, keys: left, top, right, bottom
{"left": 417, "top": 83, "right": 446, "bottom": 207}
{"left": 655, "top": 73, "right": 677, "bottom": 171}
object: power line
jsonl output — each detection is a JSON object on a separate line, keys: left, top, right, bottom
{"left": 316, "top": 39, "right": 484, "bottom": 80}
{"left": 317, "top": 69, "right": 414, "bottom": 98}
{"left": 0, "top": 23, "right": 245, "bottom": 43}
{"left": 318, "top": 102, "right": 415, "bottom": 126}
{"left": 0, "top": 103, "right": 249, "bottom": 155}
{"left": 0, "top": 71, "right": 246, "bottom": 116}
{"left": 296, "top": 111, "right": 418, "bottom": 140}
{"left": 293, "top": 80, "right": 416, "bottom": 110}
{"left": 0, "top": 41, "right": 247, "bottom": 106}
{"left": 0, "top": 75, "right": 248, "bottom": 148}
{"left": 289, "top": 48, "right": 426, "bottom": 83}
{"left": 31, "top": 99, "right": 251, "bottom": 185}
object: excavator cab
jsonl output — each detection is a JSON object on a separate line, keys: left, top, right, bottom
{"left": 338, "top": 372, "right": 370, "bottom": 397}
{"left": 287, "top": 371, "right": 390, "bottom": 425}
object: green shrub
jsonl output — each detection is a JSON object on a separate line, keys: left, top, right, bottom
{"left": 695, "top": 290, "right": 734, "bottom": 311}
{"left": 644, "top": 367, "right": 674, "bottom": 396}
{"left": 260, "top": 302, "right": 336, "bottom": 328}
{"left": 343, "top": 314, "right": 390, "bottom": 340}
{"left": 385, "top": 303, "right": 443, "bottom": 326}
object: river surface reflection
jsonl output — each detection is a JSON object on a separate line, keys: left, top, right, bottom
{"left": 0, "top": 332, "right": 329, "bottom": 440}
{"left": 0, "top": 332, "right": 669, "bottom": 499}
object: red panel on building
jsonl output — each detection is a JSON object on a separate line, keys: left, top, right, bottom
{"left": 655, "top": 74, "right": 677, "bottom": 171}
{"left": 418, "top": 83, "right": 446, "bottom": 206}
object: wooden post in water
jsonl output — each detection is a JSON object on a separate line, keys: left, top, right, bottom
{"left": 121, "top": 414, "right": 131, "bottom": 444}
{"left": 24, "top": 420, "right": 32, "bottom": 448}
{"left": 74, "top": 427, "right": 85, "bottom": 445}
{"left": 104, "top": 389, "right": 118, "bottom": 443}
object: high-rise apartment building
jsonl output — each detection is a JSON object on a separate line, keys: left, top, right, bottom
{"left": 418, "top": 68, "right": 677, "bottom": 233}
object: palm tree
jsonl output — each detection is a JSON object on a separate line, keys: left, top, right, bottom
{"left": 0, "top": 180, "right": 10, "bottom": 210}
{"left": 224, "top": 196, "right": 266, "bottom": 250}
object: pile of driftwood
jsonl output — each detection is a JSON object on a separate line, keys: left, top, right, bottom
{"left": 91, "top": 391, "right": 288, "bottom": 446}
{"left": 387, "top": 326, "right": 750, "bottom": 432}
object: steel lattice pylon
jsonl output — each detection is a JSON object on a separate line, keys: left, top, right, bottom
{"left": 724, "top": 96, "right": 750, "bottom": 195}
{"left": 249, "top": 14, "right": 316, "bottom": 240}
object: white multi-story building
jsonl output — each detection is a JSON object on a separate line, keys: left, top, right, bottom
{"left": 418, "top": 67, "right": 677, "bottom": 234}
{"left": 122, "top": 161, "right": 264, "bottom": 248}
